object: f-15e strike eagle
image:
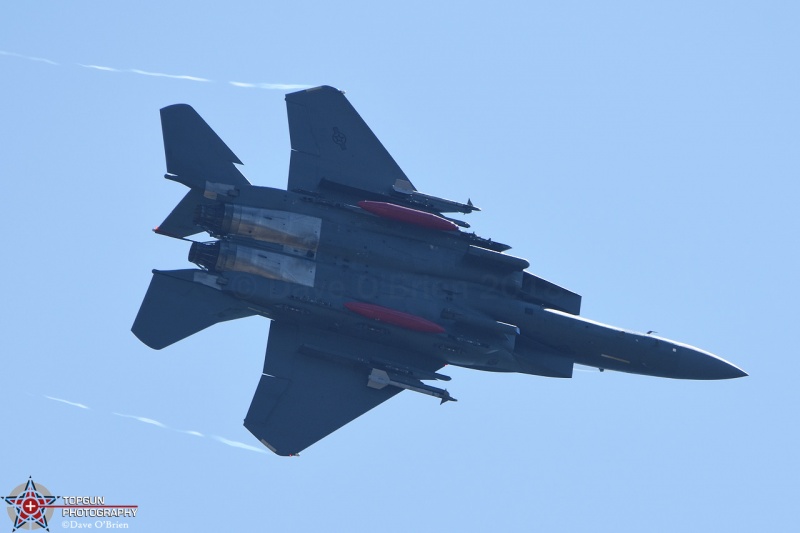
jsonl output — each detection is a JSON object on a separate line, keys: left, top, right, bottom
{"left": 133, "top": 86, "right": 746, "bottom": 456}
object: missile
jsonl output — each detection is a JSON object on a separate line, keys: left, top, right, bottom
{"left": 367, "top": 369, "right": 457, "bottom": 404}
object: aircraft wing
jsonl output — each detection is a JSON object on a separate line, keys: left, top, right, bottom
{"left": 285, "top": 86, "right": 416, "bottom": 199}
{"left": 245, "top": 321, "right": 446, "bottom": 456}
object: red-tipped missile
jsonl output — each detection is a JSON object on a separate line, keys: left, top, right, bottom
{"left": 357, "top": 201, "right": 459, "bottom": 232}
{"left": 344, "top": 301, "right": 446, "bottom": 334}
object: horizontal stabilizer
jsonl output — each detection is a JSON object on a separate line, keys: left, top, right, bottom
{"left": 154, "top": 189, "right": 215, "bottom": 238}
{"left": 132, "top": 269, "right": 254, "bottom": 349}
{"left": 160, "top": 104, "right": 250, "bottom": 189}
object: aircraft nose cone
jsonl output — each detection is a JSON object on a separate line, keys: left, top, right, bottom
{"left": 678, "top": 349, "right": 748, "bottom": 380}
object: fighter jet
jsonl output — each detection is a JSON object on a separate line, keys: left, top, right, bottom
{"left": 132, "top": 86, "right": 746, "bottom": 456}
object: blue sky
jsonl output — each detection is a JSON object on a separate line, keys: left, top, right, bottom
{"left": 2, "top": 2, "right": 798, "bottom": 531}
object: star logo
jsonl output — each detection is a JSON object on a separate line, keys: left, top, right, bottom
{"left": 4, "top": 478, "right": 58, "bottom": 532}
{"left": 332, "top": 127, "right": 347, "bottom": 150}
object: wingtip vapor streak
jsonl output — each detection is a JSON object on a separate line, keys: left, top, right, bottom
{"left": 132, "top": 86, "right": 746, "bottom": 456}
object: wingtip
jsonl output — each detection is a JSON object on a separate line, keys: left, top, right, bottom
{"left": 153, "top": 226, "right": 173, "bottom": 237}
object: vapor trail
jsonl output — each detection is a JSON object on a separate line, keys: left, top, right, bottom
{"left": 42, "top": 395, "right": 266, "bottom": 455}
{"left": 3, "top": 50, "right": 309, "bottom": 90}
{"left": 112, "top": 413, "right": 169, "bottom": 428}
{"left": 128, "top": 68, "right": 211, "bottom": 82}
{"left": 0, "top": 50, "right": 58, "bottom": 65}
{"left": 44, "top": 396, "right": 89, "bottom": 409}
{"left": 114, "top": 412, "right": 267, "bottom": 454}
{"left": 211, "top": 435, "right": 268, "bottom": 454}
{"left": 79, "top": 64, "right": 119, "bottom": 72}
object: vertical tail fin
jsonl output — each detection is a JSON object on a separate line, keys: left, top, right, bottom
{"left": 155, "top": 105, "right": 252, "bottom": 237}
{"left": 160, "top": 104, "right": 250, "bottom": 189}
